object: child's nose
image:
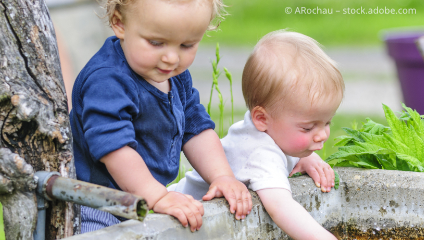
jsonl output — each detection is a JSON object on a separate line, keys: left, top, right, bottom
{"left": 313, "top": 129, "right": 328, "bottom": 143}
{"left": 161, "top": 51, "right": 179, "bottom": 65}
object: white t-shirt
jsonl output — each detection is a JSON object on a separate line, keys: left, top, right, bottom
{"left": 167, "top": 111, "right": 300, "bottom": 200}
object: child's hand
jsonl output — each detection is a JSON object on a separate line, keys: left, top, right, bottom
{"left": 153, "top": 191, "right": 204, "bottom": 232}
{"left": 289, "top": 152, "right": 334, "bottom": 192}
{"left": 202, "top": 175, "right": 252, "bottom": 220}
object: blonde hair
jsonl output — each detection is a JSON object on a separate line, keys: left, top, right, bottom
{"left": 99, "top": 0, "right": 225, "bottom": 30}
{"left": 242, "top": 30, "right": 345, "bottom": 116}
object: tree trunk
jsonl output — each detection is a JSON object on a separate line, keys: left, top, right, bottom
{"left": 0, "top": 0, "right": 79, "bottom": 239}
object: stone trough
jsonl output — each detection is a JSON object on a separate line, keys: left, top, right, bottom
{"left": 65, "top": 167, "right": 424, "bottom": 239}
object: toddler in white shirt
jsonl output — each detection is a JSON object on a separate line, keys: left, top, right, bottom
{"left": 169, "top": 30, "right": 345, "bottom": 239}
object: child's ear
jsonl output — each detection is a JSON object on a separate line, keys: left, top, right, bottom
{"left": 111, "top": 10, "right": 125, "bottom": 39}
{"left": 251, "top": 106, "right": 269, "bottom": 132}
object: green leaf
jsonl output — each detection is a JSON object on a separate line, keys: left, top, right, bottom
{"left": 350, "top": 154, "right": 381, "bottom": 169}
{"left": 334, "top": 171, "right": 340, "bottom": 190}
{"left": 329, "top": 103, "right": 424, "bottom": 173}
{"left": 361, "top": 118, "right": 389, "bottom": 135}
{"left": 333, "top": 135, "right": 354, "bottom": 147}
{"left": 374, "top": 149, "right": 397, "bottom": 170}
{"left": 342, "top": 128, "right": 365, "bottom": 143}
{"left": 289, "top": 172, "right": 303, "bottom": 178}
{"left": 402, "top": 103, "right": 424, "bottom": 141}
{"left": 396, "top": 153, "right": 424, "bottom": 172}
{"left": 383, "top": 104, "right": 409, "bottom": 143}
{"left": 334, "top": 160, "right": 360, "bottom": 168}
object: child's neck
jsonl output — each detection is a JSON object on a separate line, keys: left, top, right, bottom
{"left": 148, "top": 79, "right": 171, "bottom": 93}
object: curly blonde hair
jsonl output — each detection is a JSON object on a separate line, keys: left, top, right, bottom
{"left": 99, "top": 0, "right": 225, "bottom": 30}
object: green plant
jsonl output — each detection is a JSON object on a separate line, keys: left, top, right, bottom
{"left": 224, "top": 67, "right": 234, "bottom": 125}
{"left": 207, "top": 43, "right": 235, "bottom": 138}
{"left": 169, "top": 43, "right": 235, "bottom": 185}
{"left": 0, "top": 202, "right": 5, "bottom": 240}
{"left": 325, "top": 103, "right": 424, "bottom": 172}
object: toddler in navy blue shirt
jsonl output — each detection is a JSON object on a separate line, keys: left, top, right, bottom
{"left": 70, "top": 0, "right": 252, "bottom": 233}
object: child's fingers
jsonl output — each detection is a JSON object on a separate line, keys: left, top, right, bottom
{"left": 317, "top": 163, "right": 332, "bottom": 192}
{"left": 223, "top": 189, "right": 237, "bottom": 215}
{"left": 170, "top": 208, "right": 190, "bottom": 228}
{"left": 153, "top": 192, "right": 203, "bottom": 231}
{"left": 234, "top": 189, "right": 244, "bottom": 220}
{"left": 185, "top": 194, "right": 205, "bottom": 216}
{"left": 242, "top": 190, "right": 252, "bottom": 216}
{"left": 202, "top": 186, "right": 222, "bottom": 201}
{"left": 317, "top": 167, "right": 328, "bottom": 192}
{"left": 173, "top": 197, "right": 202, "bottom": 232}
{"left": 305, "top": 168, "right": 321, "bottom": 188}
{"left": 175, "top": 205, "right": 201, "bottom": 232}
{"left": 186, "top": 202, "right": 203, "bottom": 231}
{"left": 323, "top": 165, "right": 335, "bottom": 191}
{"left": 233, "top": 189, "right": 252, "bottom": 220}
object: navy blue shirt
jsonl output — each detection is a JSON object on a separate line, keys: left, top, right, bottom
{"left": 70, "top": 36, "right": 215, "bottom": 190}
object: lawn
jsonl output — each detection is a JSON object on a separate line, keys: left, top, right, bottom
{"left": 202, "top": 0, "right": 424, "bottom": 46}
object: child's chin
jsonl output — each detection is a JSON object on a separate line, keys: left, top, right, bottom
{"left": 292, "top": 151, "right": 313, "bottom": 158}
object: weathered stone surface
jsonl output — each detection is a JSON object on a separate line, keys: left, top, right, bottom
{"left": 66, "top": 167, "right": 424, "bottom": 239}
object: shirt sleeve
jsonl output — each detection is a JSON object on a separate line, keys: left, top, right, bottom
{"left": 81, "top": 69, "right": 139, "bottom": 162}
{"left": 179, "top": 70, "right": 215, "bottom": 145}
{"left": 239, "top": 146, "right": 292, "bottom": 192}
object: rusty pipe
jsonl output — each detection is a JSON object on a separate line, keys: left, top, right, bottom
{"left": 35, "top": 171, "right": 148, "bottom": 221}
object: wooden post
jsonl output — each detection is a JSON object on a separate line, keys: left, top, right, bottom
{"left": 0, "top": 0, "right": 79, "bottom": 239}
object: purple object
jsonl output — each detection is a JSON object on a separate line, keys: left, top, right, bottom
{"left": 384, "top": 31, "right": 424, "bottom": 114}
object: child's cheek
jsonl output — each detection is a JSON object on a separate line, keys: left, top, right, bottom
{"left": 290, "top": 136, "right": 310, "bottom": 151}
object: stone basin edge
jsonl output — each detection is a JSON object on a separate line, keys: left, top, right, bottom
{"left": 65, "top": 167, "right": 424, "bottom": 239}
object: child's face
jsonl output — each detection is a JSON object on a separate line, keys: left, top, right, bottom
{"left": 265, "top": 97, "right": 341, "bottom": 158}
{"left": 112, "top": 0, "right": 212, "bottom": 89}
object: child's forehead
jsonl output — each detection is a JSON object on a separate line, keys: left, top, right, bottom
{"left": 272, "top": 93, "right": 342, "bottom": 120}
{"left": 129, "top": 0, "right": 210, "bottom": 10}
{"left": 125, "top": 0, "right": 213, "bottom": 30}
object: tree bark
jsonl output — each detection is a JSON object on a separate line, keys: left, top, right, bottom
{"left": 0, "top": 0, "right": 79, "bottom": 239}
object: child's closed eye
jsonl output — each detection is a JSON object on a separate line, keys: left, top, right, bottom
{"left": 149, "top": 40, "right": 163, "bottom": 46}
{"left": 302, "top": 127, "right": 313, "bottom": 132}
{"left": 181, "top": 43, "right": 195, "bottom": 49}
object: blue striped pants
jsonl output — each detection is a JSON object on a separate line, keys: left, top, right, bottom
{"left": 81, "top": 205, "right": 122, "bottom": 233}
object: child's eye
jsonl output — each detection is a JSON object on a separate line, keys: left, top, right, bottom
{"left": 302, "top": 127, "right": 312, "bottom": 132}
{"left": 181, "top": 43, "right": 194, "bottom": 49}
{"left": 149, "top": 40, "right": 163, "bottom": 46}
{"left": 326, "top": 121, "right": 332, "bottom": 126}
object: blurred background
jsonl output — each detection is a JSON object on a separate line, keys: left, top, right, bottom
{"left": 46, "top": 0, "right": 424, "bottom": 158}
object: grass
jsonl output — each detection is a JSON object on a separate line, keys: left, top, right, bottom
{"left": 202, "top": 0, "right": 424, "bottom": 46}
